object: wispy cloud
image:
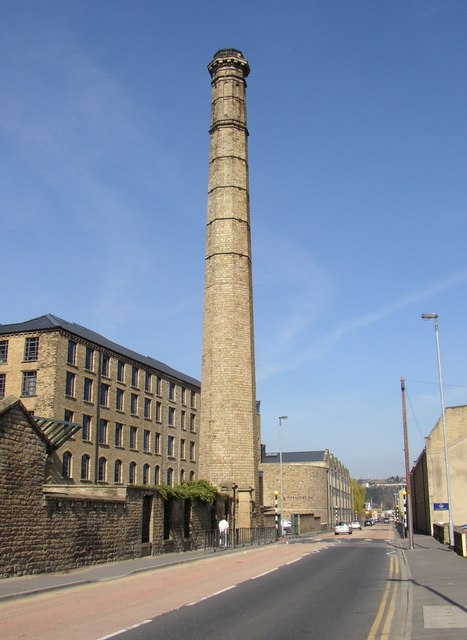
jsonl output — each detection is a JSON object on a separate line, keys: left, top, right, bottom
{"left": 257, "top": 268, "right": 467, "bottom": 380}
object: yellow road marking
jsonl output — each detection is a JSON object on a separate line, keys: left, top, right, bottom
{"left": 367, "top": 555, "right": 400, "bottom": 639}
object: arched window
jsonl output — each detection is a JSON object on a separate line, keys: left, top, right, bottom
{"left": 180, "top": 468, "right": 185, "bottom": 482}
{"left": 143, "top": 464, "right": 150, "bottom": 485}
{"left": 114, "top": 459, "right": 122, "bottom": 484}
{"left": 190, "top": 470, "right": 195, "bottom": 482}
{"left": 166, "top": 467, "right": 173, "bottom": 487}
{"left": 129, "top": 461, "right": 137, "bottom": 485}
{"left": 62, "top": 451, "right": 72, "bottom": 478}
{"left": 81, "top": 454, "right": 90, "bottom": 481}
{"left": 154, "top": 465, "right": 160, "bottom": 485}
{"left": 98, "top": 457, "right": 107, "bottom": 482}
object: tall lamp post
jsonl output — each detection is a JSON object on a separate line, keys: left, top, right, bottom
{"left": 279, "top": 416, "right": 288, "bottom": 532}
{"left": 421, "top": 313, "right": 454, "bottom": 548}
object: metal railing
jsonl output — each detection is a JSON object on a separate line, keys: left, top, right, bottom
{"left": 204, "top": 526, "right": 277, "bottom": 552}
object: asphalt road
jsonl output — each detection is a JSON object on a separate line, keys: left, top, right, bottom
{"left": 110, "top": 536, "right": 399, "bottom": 640}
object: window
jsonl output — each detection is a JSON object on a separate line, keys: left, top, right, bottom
{"left": 62, "top": 451, "right": 72, "bottom": 478}
{"left": 180, "top": 438, "right": 186, "bottom": 460}
{"left": 155, "top": 376, "right": 161, "bottom": 395}
{"left": 181, "top": 410, "right": 186, "bottom": 430}
{"left": 190, "top": 413, "right": 196, "bottom": 432}
{"left": 98, "top": 419, "right": 108, "bottom": 444}
{"left": 167, "top": 435, "right": 175, "bottom": 457}
{"left": 67, "top": 340, "right": 77, "bottom": 365}
{"left": 0, "top": 340, "right": 9, "bottom": 363}
{"left": 117, "top": 360, "right": 125, "bottom": 383}
{"left": 82, "top": 414, "right": 91, "bottom": 441}
{"left": 154, "top": 465, "right": 160, "bottom": 485}
{"left": 155, "top": 401, "right": 162, "bottom": 422}
{"left": 155, "top": 432, "right": 161, "bottom": 454}
{"left": 169, "top": 381, "right": 176, "bottom": 401}
{"left": 180, "top": 468, "right": 185, "bottom": 482}
{"left": 143, "top": 429, "right": 150, "bottom": 453}
{"left": 85, "top": 347, "right": 94, "bottom": 371}
{"left": 98, "top": 457, "right": 107, "bottom": 482}
{"left": 143, "top": 464, "right": 150, "bottom": 485}
{"left": 168, "top": 406, "right": 175, "bottom": 426}
{"left": 145, "top": 371, "right": 152, "bottom": 393}
{"left": 181, "top": 387, "right": 186, "bottom": 405}
{"left": 116, "top": 388, "right": 124, "bottom": 411}
{"left": 64, "top": 409, "right": 74, "bottom": 424}
{"left": 81, "top": 454, "right": 90, "bottom": 480}
{"left": 22, "top": 371, "right": 37, "bottom": 396}
{"left": 83, "top": 377, "right": 93, "bottom": 402}
{"left": 190, "top": 441, "right": 196, "bottom": 462}
{"left": 101, "top": 354, "right": 110, "bottom": 377}
{"left": 131, "top": 366, "right": 139, "bottom": 388}
{"left": 0, "top": 373, "right": 5, "bottom": 399}
{"left": 129, "top": 461, "right": 137, "bottom": 485}
{"left": 130, "top": 426, "right": 138, "bottom": 450}
{"left": 144, "top": 398, "right": 151, "bottom": 419}
{"left": 114, "top": 459, "right": 122, "bottom": 483}
{"left": 24, "top": 337, "right": 39, "bottom": 361}
{"left": 115, "top": 422, "right": 123, "bottom": 447}
{"left": 65, "top": 371, "right": 76, "bottom": 397}
{"left": 190, "top": 471, "right": 195, "bottom": 482}
{"left": 166, "top": 467, "right": 174, "bottom": 487}
{"left": 130, "top": 393, "right": 138, "bottom": 415}
{"left": 100, "top": 383, "right": 109, "bottom": 407}
{"left": 190, "top": 390, "right": 196, "bottom": 408}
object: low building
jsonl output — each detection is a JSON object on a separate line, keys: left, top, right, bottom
{"left": 411, "top": 405, "right": 467, "bottom": 535}
{"left": 0, "top": 314, "right": 200, "bottom": 489}
{"left": 260, "top": 448, "right": 352, "bottom": 529}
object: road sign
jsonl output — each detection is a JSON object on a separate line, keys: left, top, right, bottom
{"left": 433, "top": 503, "right": 449, "bottom": 510}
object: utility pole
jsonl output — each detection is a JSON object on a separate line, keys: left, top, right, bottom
{"left": 400, "top": 377, "right": 414, "bottom": 549}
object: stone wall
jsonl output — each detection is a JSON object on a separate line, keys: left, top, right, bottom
{"left": 0, "top": 398, "right": 49, "bottom": 577}
{"left": 0, "top": 397, "right": 214, "bottom": 578}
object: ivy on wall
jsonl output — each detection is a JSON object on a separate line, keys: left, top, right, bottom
{"left": 139, "top": 479, "right": 220, "bottom": 503}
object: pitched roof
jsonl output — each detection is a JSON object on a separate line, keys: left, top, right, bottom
{"left": 262, "top": 450, "right": 328, "bottom": 464}
{"left": 0, "top": 314, "right": 200, "bottom": 387}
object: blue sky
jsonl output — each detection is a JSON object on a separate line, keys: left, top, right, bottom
{"left": 2, "top": 1, "right": 466, "bottom": 478}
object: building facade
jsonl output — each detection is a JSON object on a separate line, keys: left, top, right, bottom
{"left": 260, "top": 449, "right": 352, "bottom": 528}
{"left": 411, "top": 405, "right": 467, "bottom": 535}
{"left": 199, "top": 49, "right": 260, "bottom": 527}
{"left": 0, "top": 314, "right": 200, "bottom": 489}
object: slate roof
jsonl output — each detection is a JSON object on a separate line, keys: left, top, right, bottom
{"left": 0, "top": 314, "right": 200, "bottom": 387}
{"left": 262, "top": 450, "right": 328, "bottom": 464}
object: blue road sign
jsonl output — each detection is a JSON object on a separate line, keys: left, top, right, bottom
{"left": 433, "top": 503, "right": 449, "bottom": 510}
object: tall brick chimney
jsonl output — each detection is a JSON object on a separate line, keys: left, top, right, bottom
{"left": 199, "top": 49, "right": 260, "bottom": 527}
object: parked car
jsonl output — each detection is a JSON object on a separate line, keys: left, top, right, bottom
{"left": 351, "top": 521, "right": 361, "bottom": 530}
{"left": 364, "top": 519, "right": 373, "bottom": 527}
{"left": 335, "top": 521, "right": 352, "bottom": 535}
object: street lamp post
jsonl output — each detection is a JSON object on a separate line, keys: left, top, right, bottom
{"left": 421, "top": 313, "right": 454, "bottom": 548}
{"left": 279, "top": 416, "right": 287, "bottom": 534}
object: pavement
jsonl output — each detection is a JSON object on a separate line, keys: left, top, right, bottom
{"left": 397, "top": 533, "right": 467, "bottom": 639}
{"left": 1, "top": 530, "right": 466, "bottom": 639}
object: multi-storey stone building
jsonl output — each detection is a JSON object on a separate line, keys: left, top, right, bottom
{"left": 412, "top": 405, "right": 467, "bottom": 537}
{"left": 260, "top": 448, "right": 352, "bottom": 528}
{"left": 0, "top": 314, "right": 200, "bottom": 488}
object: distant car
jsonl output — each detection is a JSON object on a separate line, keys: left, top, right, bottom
{"left": 351, "top": 521, "right": 361, "bottom": 530}
{"left": 364, "top": 519, "right": 373, "bottom": 527}
{"left": 383, "top": 517, "right": 389, "bottom": 523}
{"left": 281, "top": 519, "right": 292, "bottom": 534}
{"left": 335, "top": 521, "right": 352, "bottom": 535}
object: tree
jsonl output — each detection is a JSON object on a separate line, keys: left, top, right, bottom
{"left": 351, "top": 479, "right": 365, "bottom": 516}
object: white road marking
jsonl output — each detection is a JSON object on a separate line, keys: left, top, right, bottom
{"left": 251, "top": 568, "right": 278, "bottom": 579}
{"left": 186, "top": 584, "right": 237, "bottom": 605}
{"left": 96, "top": 620, "right": 152, "bottom": 639}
